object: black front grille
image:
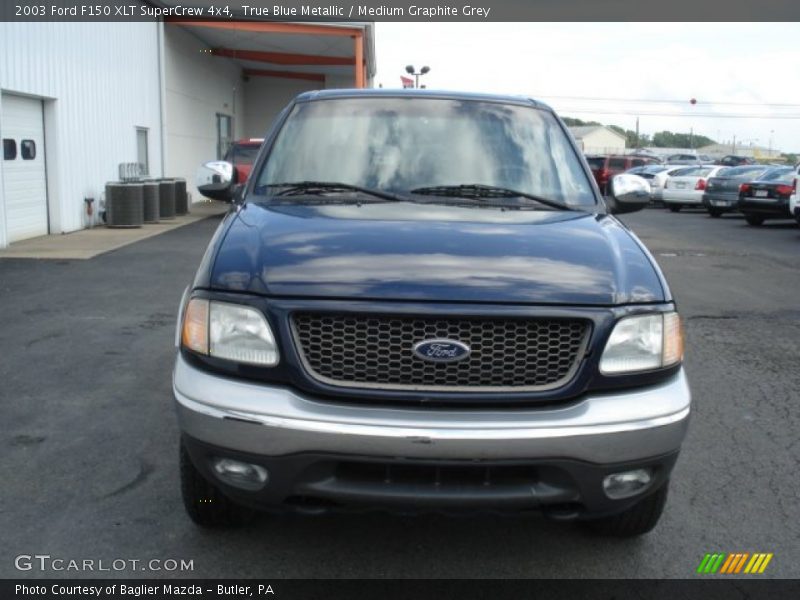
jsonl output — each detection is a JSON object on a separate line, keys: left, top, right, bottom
{"left": 291, "top": 313, "right": 590, "bottom": 391}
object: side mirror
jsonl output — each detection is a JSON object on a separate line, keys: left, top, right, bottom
{"left": 608, "top": 174, "right": 650, "bottom": 214}
{"left": 196, "top": 161, "right": 236, "bottom": 202}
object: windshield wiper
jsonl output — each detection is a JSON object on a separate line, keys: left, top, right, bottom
{"left": 254, "top": 181, "right": 408, "bottom": 203}
{"left": 409, "top": 184, "right": 575, "bottom": 211}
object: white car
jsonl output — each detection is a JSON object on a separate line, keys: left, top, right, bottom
{"left": 662, "top": 165, "right": 727, "bottom": 212}
{"left": 650, "top": 165, "right": 696, "bottom": 202}
{"left": 791, "top": 165, "right": 800, "bottom": 224}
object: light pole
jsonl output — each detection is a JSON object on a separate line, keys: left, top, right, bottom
{"left": 768, "top": 129, "right": 774, "bottom": 158}
{"left": 405, "top": 65, "right": 430, "bottom": 89}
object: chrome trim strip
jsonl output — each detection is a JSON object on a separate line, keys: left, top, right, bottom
{"left": 173, "top": 355, "right": 691, "bottom": 462}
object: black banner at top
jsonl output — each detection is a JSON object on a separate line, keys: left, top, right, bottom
{"left": 2, "top": 0, "right": 800, "bottom": 22}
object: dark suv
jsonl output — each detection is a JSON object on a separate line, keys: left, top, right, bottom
{"left": 586, "top": 154, "right": 661, "bottom": 195}
{"left": 174, "top": 90, "right": 690, "bottom": 537}
{"left": 717, "top": 155, "right": 756, "bottom": 167}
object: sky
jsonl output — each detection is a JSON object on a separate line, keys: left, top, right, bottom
{"left": 374, "top": 23, "right": 800, "bottom": 154}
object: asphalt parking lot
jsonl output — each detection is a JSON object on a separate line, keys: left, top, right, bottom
{"left": 1, "top": 207, "right": 798, "bottom": 579}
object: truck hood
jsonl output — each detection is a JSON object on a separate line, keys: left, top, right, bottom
{"left": 209, "top": 201, "right": 666, "bottom": 305}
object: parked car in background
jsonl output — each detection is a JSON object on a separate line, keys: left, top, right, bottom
{"left": 587, "top": 154, "right": 661, "bottom": 195}
{"left": 716, "top": 155, "right": 756, "bottom": 167}
{"left": 791, "top": 165, "right": 800, "bottom": 224}
{"left": 662, "top": 165, "right": 727, "bottom": 211}
{"left": 625, "top": 164, "right": 670, "bottom": 204}
{"left": 702, "top": 165, "right": 771, "bottom": 217}
{"left": 629, "top": 148, "right": 662, "bottom": 160}
{"left": 650, "top": 166, "right": 696, "bottom": 204}
{"left": 224, "top": 138, "right": 264, "bottom": 183}
{"left": 666, "top": 153, "right": 713, "bottom": 165}
{"left": 625, "top": 164, "right": 668, "bottom": 179}
{"left": 737, "top": 166, "right": 797, "bottom": 226}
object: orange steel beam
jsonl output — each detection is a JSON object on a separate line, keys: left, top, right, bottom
{"left": 244, "top": 68, "right": 325, "bottom": 83}
{"left": 212, "top": 47, "right": 352, "bottom": 66}
{"left": 168, "top": 19, "right": 363, "bottom": 38}
{"left": 353, "top": 32, "right": 364, "bottom": 88}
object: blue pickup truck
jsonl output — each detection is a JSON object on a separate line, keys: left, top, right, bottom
{"left": 176, "top": 89, "right": 690, "bottom": 536}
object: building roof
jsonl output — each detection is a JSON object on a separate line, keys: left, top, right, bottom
{"left": 568, "top": 125, "right": 626, "bottom": 142}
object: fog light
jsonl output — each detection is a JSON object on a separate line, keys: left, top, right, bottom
{"left": 212, "top": 458, "right": 268, "bottom": 490}
{"left": 602, "top": 469, "right": 652, "bottom": 499}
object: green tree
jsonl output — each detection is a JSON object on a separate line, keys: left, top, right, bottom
{"left": 651, "top": 130, "right": 715, "bottom": 149}
{"left": 562, "top": 117, "right": 602, "bottom": 127}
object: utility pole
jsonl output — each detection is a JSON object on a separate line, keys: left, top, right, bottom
{"left": 635, "top": 117, "right": 640, "bottom": 148}
{"left": 732, "top": 134, "right": 736, "bottom": 154}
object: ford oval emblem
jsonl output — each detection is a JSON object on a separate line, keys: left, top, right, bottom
{"left": 413, "top": 339, "right": 471, "bottom": 363}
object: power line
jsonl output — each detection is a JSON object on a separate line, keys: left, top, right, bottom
{"left": 561, "top": 109, "right": 800, "bottom": 120}
{"left": 538, "top": 94, "right": 800, "bottom": 108}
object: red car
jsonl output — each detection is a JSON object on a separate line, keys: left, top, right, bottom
{"left": 586, "top": 154, "right": 661, "bottom": 195}
{"left": 224, "top": 138, "right": 263, "bottom": 183}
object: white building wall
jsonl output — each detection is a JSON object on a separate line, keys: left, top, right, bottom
{"left": 163, "top": 25, "right": 245, "bottom": 200}
{"left": 0, "top": 21, "right": 163, "bottom": 247}
{"left": 580, "top": 129, "right": 626, "bottom": 155}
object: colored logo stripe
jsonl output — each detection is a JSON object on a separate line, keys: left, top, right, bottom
{"left": 697, "top": 553, "right": 773, "bottom": 574}
{"left": 744, "top": 553, "right": 773, "bottom": 574}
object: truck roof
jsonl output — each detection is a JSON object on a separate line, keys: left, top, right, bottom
{"left": 295, "top": 88, "right": 551, "bottom": 111}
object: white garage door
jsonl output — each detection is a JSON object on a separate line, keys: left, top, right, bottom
{"left": 2, "top": 94, "right": 48, "bottom": 243}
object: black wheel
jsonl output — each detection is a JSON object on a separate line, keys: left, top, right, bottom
{"left": 744, "top": 214, "right": 765, "bottom": 226}
{"left": 583, "top": 482, "right": 669, "bottom": 537}
{"left": 708, "top": 208, "right": 723, "bottom": 218}
{"left": 668, "top": 204, "right": 681, "bottom": 213}
{"left": 180, "top": 441, "right": 255, "bottom": 527}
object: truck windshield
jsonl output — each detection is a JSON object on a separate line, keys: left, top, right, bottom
{"left": 257, "top": 97, "right": 597, "bottom": 208}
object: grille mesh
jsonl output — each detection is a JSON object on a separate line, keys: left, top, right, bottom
{"left": 291, "top": 313, "right": 589, "bottom": 391}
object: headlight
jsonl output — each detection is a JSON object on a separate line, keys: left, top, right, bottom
{"left": 181, "top": 298, "right": 279, "bottom": 366}
{"left": 600, "top": 312, "right": 683, "bottom": 374}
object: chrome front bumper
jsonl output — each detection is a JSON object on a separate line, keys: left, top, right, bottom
{"left": 173, "top": 355, "right": 691, "bottom": 464}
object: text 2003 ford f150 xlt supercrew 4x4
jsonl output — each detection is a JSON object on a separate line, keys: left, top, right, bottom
{"left": 175, "top": 89, "right": 690, "bottom": 537}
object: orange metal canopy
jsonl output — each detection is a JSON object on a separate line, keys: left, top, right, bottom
{"left": 168, "top": 19, "right": 366, "bottom": 87}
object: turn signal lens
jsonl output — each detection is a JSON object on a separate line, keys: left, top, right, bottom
{"left": 662, "top": 312, "right": 685, "bottom": 367}
{"left": 181, "top": 298, "right": 209, "bottom": 354}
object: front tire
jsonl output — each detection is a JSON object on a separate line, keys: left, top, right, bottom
{"left": 668, "top": 204, "right": 681, "bottom": 213}
{"left": 180, "top": 441, "right": 255, "bottom": 527}
{"left": 744, "top": 214, "right": 765, "bottom": 226}
{"left": 583, "top": 482, "right": 669, "bottom": 537}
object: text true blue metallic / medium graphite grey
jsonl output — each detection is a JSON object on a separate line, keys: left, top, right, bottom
{"left": 175, "top": 89, "right": 690, "bottom": 536}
